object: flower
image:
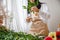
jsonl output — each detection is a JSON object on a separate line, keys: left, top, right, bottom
{"left": 44, "top": 36, "right": 52, "bottom": 40}
{"left": 48, "top": 32, "right": 56, "bottom": 40}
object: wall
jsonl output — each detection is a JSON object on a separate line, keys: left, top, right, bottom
{"left": 40, "top": 0, "right": 60, "bottom": 32}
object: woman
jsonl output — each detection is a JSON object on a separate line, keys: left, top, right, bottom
{"left": 27, "top": 0, "right": 50, "bottom": 23}
{"left": 26, "top": 0, "right": 50, "bottom": 36}
{"left": 26, "top": 0, "right": 43, "bottom": 22}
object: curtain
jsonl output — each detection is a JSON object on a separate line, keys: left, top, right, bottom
{"left": 2, "top": 0, "right": 28, "bottom": 32}
{"left": 6, "top": 0, "right": 28, "bottom": 32}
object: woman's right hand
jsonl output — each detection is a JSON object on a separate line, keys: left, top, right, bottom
{"left": 26, "top": 16, "right": 32, "bottom": 22}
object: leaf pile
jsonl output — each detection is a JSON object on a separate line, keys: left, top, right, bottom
{"left": 0, "top": 26, "right": 44, "bottom": 40}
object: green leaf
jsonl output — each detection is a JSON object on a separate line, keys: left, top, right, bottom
{"left": 0, "top": 26, "right": 44, "bottom": 40}
{"left": 23, "top": 6, "right": 27, "bottom": 9}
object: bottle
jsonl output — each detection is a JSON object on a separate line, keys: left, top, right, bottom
{"left": 56, "top": 24, "right": 60, "bottom": 40}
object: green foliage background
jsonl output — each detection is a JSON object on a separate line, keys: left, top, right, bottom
{"left": 0, "top": 26, "right": 44, "bottom": 40}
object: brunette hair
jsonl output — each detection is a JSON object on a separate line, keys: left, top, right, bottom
{"left": 35, "top": 0, "right": 44, "bottom": 9}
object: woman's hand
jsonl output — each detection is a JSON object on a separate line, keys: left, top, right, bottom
{"left": 26, "top": 16, "right": 32, "bottom": 22}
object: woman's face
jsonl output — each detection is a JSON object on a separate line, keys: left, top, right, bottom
{"left": 30, "top": 0, "right": 35, "bottom": 3}
{"left": 31, "top": 6, "right": 39, "bottom": 12}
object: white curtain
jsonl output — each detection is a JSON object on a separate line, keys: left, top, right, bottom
{"left": 5, "top": 0, "right": 28, "bottom": 32}
{"left": 11, "top": 0, "right": 28, "bottom": 32}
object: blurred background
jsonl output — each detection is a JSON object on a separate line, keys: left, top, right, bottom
{"left": 0, "top": 0, "right": 60, "bottom": 32}
{"left": 40, "top": 0, "right": 60, "bottom": 32}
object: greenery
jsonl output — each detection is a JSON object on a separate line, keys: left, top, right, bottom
{"left": 0, "top": 26, "right": 44, "bottom": 40}
{"left": 23, "top": 0, "right": 39, "bottom": 14}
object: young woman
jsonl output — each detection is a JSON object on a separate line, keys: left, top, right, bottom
{"left": 26, "top": 0, "right": 43, "bottom": 22}
{"left": 26, "top": 0, "right": 50, "bottom": 36}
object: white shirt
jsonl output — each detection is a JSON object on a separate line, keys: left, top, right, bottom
{"left": 39, "top": 4, "right": 50, "bottom": 23}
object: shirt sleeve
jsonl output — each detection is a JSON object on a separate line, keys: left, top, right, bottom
{"left": 39, "top": 4, "right": 50, "bottom": 23}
